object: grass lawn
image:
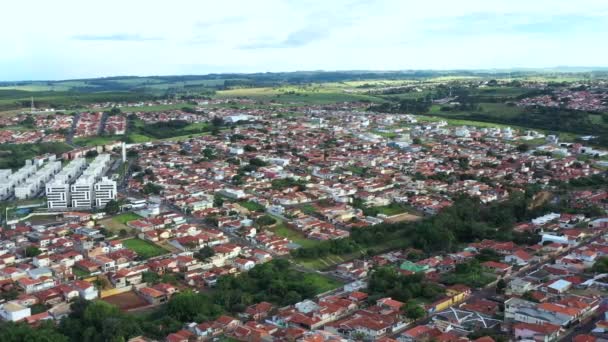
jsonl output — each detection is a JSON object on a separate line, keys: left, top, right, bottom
{"left": 296, "top": 236, "right": 410, "bottom": 271}
{"left": 73, "top": 268, "right": 91, "bottom": 278}
{"left": 113, "top": 212, "right": 142, "bottom": 224}
{"left": 302, "top": 273, "right": 343, "bottom": 293}
{"left": 300, "top": 204, "right": 318, "bottom": 215}
{"left": 74, "top": 135, "right": 123, "bottom": 147}
{"left": 272, "top": 221, "right": 320, "bottom": 249}
{"left": 238, "top": 200, "right": 265, "bottom": 212}
{"left": 123, "top": 238, "right": 168, "bottom": 259}
{"left": 375, "top": 204, "right": 408, "bottom": 216}
{"left": 127, "top": 133, "right": 154, "bottom": 143}
{"left": 374, "top": 131, "right": 398, "bottom": 139}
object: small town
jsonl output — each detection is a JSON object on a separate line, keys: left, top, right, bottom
{"left": 2, "top": 1, "right": 608, "bottom": 340}
{"left": 0, "top": 90, "right": 607, "bottom": 342}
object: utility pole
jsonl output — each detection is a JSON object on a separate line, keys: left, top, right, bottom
{"left": 31, "top": 96, "right": 35, "bottom": 114}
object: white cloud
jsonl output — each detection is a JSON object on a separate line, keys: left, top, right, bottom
{"left": 0, "top": 0, "right": 607, "bottom": 80}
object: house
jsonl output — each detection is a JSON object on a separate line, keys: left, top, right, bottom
{"left": 72, "top": 280, "right": 98, "bottom": 300}
{"left": 481, "top": 261, "right": 512, "bottom": 276}
{"left": 245, "top": 301, "right": 274, "bottom": 321}
{"left": 508, "top": 278, "right": 537, "bottom": 295}
{"left": 546, "top": 279, "right": 572, "bottom": 294}
{"left": 233, "top": 258, "right": 255, "bottom": 272}
{"left": 0, "top": 301, "right": 31, "bottom": 321}
{"left": 17, "top": 277, "right": 55, "bottom": 294}
{"left": 138, "top": 286, "right": 167, "bottom": 305}
{"left": 166, "top": 329, "right": 195, "bottom": 342}
{"left": 505, "top": 249, "right": 534, "bottom": 266}
{"left": 513, "top": 322, "right": 561, "bottom": 342}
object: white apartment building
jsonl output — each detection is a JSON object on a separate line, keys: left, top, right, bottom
{"left": 71, "top": 176, "right": 94, "bottom": 209}
{"left": 94, "top": 177, "right": 117, "bottom": 208}
{"left": 60, "top": 154, "right": 116, "bottom": 210}
{"left": 46, "top": 181, "right": 70, "bottom": 209}
{"left": 15, "top": 161, "right": 61, "bottom": 200}
{"left": 45, "top": 158, "right": 87, "bottom": 209}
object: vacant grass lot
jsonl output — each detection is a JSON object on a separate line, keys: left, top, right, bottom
{"left": 123, "top": 238, "right": 168, "bottom": 259}
{"left": 113, "top": 212, "right": 142, "bottom": 224}
{"left": 74, "top": 135, "right": 123, "bottom": 147}
{"left": 272, "top": 221, "right": 320, "bottom": 249}
{"left": 238, "top": 200, "right": 265, "bottom": 212}
{"left": 301, "top": 273, "right": 343, "bottom": 293}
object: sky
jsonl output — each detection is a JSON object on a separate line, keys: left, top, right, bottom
{"left": 1, "top": 0, "right": 608, "bottom": 81}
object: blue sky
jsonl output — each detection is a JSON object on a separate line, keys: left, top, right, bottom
{"left": 1, "top": 0, "right": 608, "bottom": 81}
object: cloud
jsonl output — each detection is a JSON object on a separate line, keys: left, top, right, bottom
{"left": 72, "top": 33, "right": 163, "bottom": 41}
{"left": 240, "top": 26, "right": 329, "bottom": 49}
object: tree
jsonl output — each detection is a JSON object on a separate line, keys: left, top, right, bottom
{"left": 0, "top": 321, "right": 68, "bottom": 342}
{"left": 256, "top": 215, "right": 277, "bottom": 227}
{"left": 119, "top": 229, "right": 128, "bottom": 238}
{"left": 517, "top": 143, "right": 530, "bottom": 152}
{"left": 496, "top": 279, "right": 507, "bottom": 294}
{"left": 195, "top": 246, "right": 215, "bottom": 260}
{"left": 244, "top": 144, "right": 257, "bottom": 152}
{"left": 213, "top": 194, "right": 224, "bottom": 208}
{"left": 211, "top": 116, "right": 224, "bottom": 127}
{"left": 143, "top": 183, "right": 162, "bottom": 195}
{"left": 85, "top": 150, "right": 99, "bottom": 158}
{"left": 402, "top": 302, "right": 426, "bottom": 320}
{"left": 105, "top": 199, "right": 120, "bottom": 215}
{"left": 249, "top": 157, "right": 267, "bottom": 167}
{"left": 25, "top": 246, "right": 41, "bottom": 257}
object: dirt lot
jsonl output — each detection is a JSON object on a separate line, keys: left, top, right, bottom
{"left": 102, "top": 291, "right": 149, "bottom": 311}
{"left": 384, "top": 212, "right": 423, "bottom": 223}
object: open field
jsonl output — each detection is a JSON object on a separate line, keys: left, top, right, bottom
{"left": 296, "top": 236, "right": 409, "bottom": 270}
{"left": 123, "top": 238, "right": 168, "bottom": 259}
{"left": 301, "top": 272, "right": 343, "bottom": 293}
{"left": 113, "top": 212, "right": 142, "bottom": 224}
{"left": 272, "top": 221, "right": 320, "bottom": 249}
{"left": 74, "top": 135, "right": 123, "bottom": 147}
{"left": 116, "top": 103, "right": 195, "bottom": 113}
{"left": 216, "top": 86, "right": 386, "bottom": 104}
{"left": 237, "top": 200, "right": 265, "bottom": 212}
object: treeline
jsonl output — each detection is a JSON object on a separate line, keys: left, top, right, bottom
{"left": 369, "top": 98, "right": 431, "bottom": 114}
{"left": 292, "top": 190, "right": 548, "bottom": 261}
{"left": 0, "top": 142, "right": 72, "bottom": 169}
{"left": 367, "top": 267, "right": 444, "bottom": 303}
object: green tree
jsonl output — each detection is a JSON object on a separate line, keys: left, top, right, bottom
{"left": 402, "top": 302, "right": 426, "bottom": 320}
{"left": 517, "top": 143, "right": 530, "bottom": 152}
{"left": 0, "top": 321, "right": 68, "bottom": 342}
{"left": 105, "top": 200, "right": 120, "bottom": 215}
{"left": 25, "top": 246, "right": 41, "bottom": 257}
{"left": 194, "top": 246, "right": 215, "bottom": 260}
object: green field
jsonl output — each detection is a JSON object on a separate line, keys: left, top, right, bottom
{"left": 113, "top": 212, "right": 142, "bottom": 224}
{"left": 301, "top": 272, "right": 343, "bottom": 293}
{"left": 216, "top": 85, "right": 386, "bottom": 104}
{"left": 272, "top": 221, "right": 320, "bottom": 249}
{"left": 238, "top": 200, "right": 265, "bottom": 212}
{"left": 374, "top": 204, "right": 408, "bottom": 216}
{"left": 122, "top": 238, "right": 168, "bottom": 259}
{"left": 116, "top": 104, "right": 195, "bottom": 113}
{"left": 74, "top": 135, "right": 123, "bottom": 147}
